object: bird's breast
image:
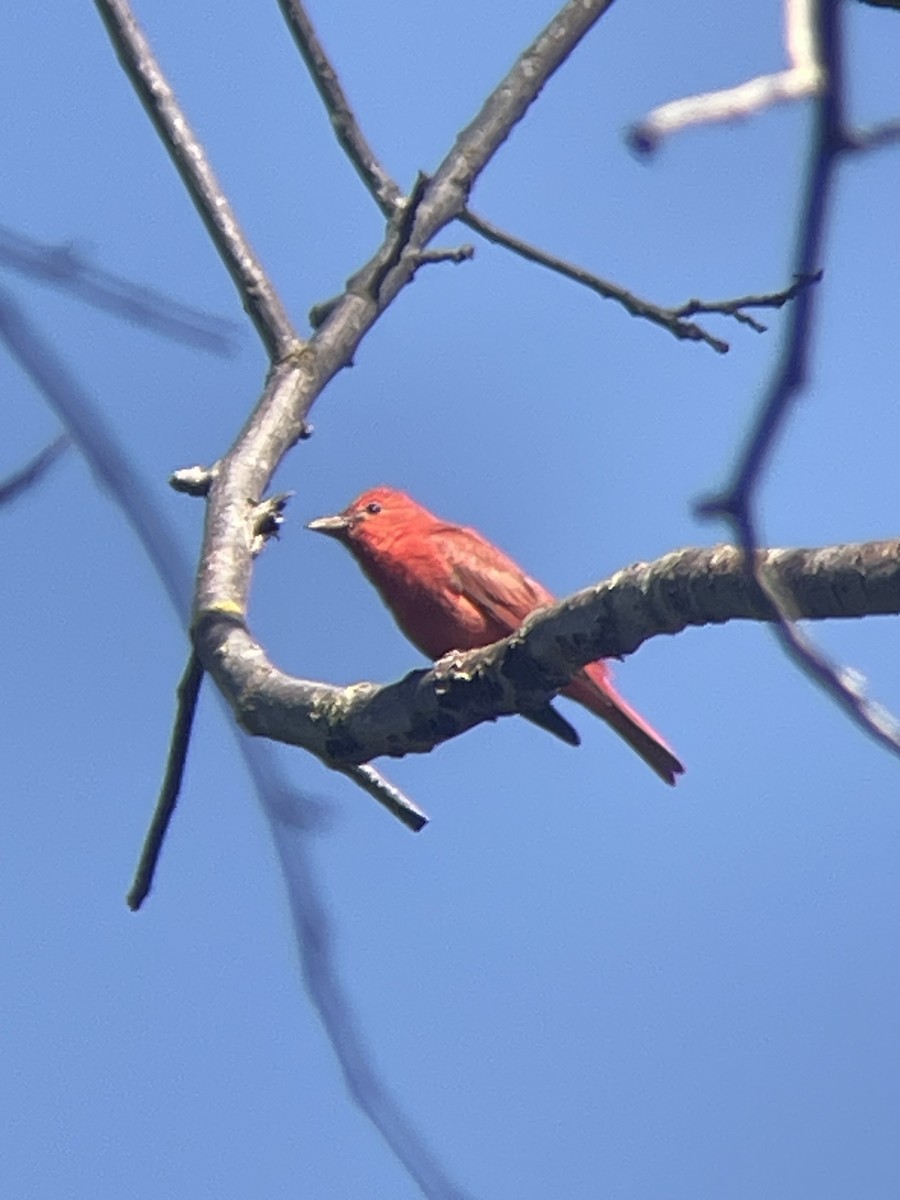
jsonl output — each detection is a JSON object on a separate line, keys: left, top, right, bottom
{"left": 358, "top": 538, "right": 498, "bottom": 658}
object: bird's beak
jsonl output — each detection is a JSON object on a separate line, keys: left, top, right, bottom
{"left": 306, "top": 512, "right": 350, "bottom": 538}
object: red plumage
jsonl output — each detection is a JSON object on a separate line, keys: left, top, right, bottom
{"left": 307, "top": 486, "right": 684, "bottom": 785}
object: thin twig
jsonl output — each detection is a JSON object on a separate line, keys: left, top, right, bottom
{"left": 339, "top": 765, "right": 429, "bottom": 832}
{"left": 674, "top": 272, "right": 824, "bottom": 331}
{"left": 127, "top": 652, "right": 204, "bottom": 911}
{"left": 276, "top": 0, "right": 403, "bottom": 214}
{"left": 93, "top": 0, "right": 301, "bottom": 361}
{"left": 413, "top": 245, "right": 475, "bottom": 267}
{"left": 369, "top": 171, "right": 431, "bottom": 300}
{"left": 461, "top": 210, "right": 731, "bottom": 352}
{"left": 0, "top": 434, "right": 69, "bottom": 505}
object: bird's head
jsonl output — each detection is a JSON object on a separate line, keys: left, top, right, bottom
{"left": 306, "top": 486, "right": 424, "bottom": 549}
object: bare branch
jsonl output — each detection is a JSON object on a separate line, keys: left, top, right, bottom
{"left": 411, "top": 245, "right": 476, "bottom": 268}
{"left": 674, "top": 272, "right": 824, "bottom": 333}
{"left": 93, "top": 0, "right": 301, "bottom": 360}
{"left": 628, "top": 0, "right": 824, "bottom": 153}
{"left": 127, "top": 652, "right": 205, "bottom": 911}
{"left": 195, "top": 538, "right": 900, "bottom": 767}
{"left": 420, "top": 0, "right": 615, "bottom": 227}
{"left": 276, "top": 0, "right": 403, "bottom": 214}
{"left": 464, "top": 209, "right": 752, "bottom": 354}
{"left": 461, "top": 216, "right": 818, "bottom": 350}
{"left": 0, "top": 434, "right": 69, "bottom": 506}
{"left": 628, "top": 0, "right": 899, "bottom": 156}
{"left": 337, "top": 765, "right": 429, "bottom": 832}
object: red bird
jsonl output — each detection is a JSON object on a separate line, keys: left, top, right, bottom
{"left": 307, "top": 486, "right": 684, "bottom": 785}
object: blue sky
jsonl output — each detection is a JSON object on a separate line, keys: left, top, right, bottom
{"left": 3, "top": 2, "right": 900, "bottom": 1197}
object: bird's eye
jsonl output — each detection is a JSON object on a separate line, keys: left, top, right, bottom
{"left": 365, "top": 501, "right": 382, "bottom": 515}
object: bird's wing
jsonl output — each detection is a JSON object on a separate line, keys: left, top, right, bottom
{"left": 441, "top": 528, "right": 555, "bottom": 633}
{"left": 442, "top": 529, "right": 582, "bottom": 746}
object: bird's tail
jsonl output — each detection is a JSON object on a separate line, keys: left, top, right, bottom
{"left": 565, "top": 664, "right": 685, "bottom": 786}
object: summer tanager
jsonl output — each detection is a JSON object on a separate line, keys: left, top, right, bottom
{"left": 307, "top": 486, "right": 684, "bottom": 785}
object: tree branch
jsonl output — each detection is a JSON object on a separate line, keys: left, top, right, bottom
{"left": 627, "top": 0, "right": 824, "bottom": 154}
{"left": 195, "top": 538, "right": 900, "bottom": 767}
{"left": 93, "top": 0, "right": 301, "bottom": 360}
{"left": 460, "top": 211, "right": 815, "bottom": 353}
{"left": 276, "top": 0, "right": 402, "bottom": 215}
{"left": 127, "top": 651, "right": 205, "bottom": 911}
